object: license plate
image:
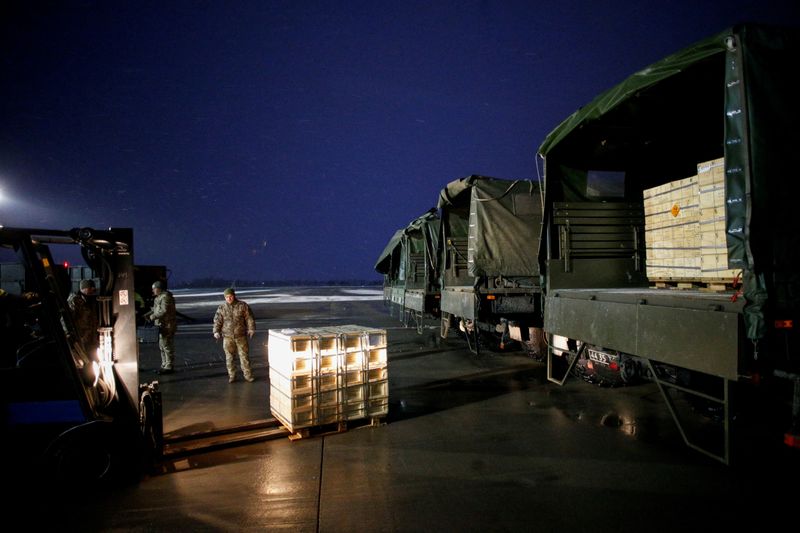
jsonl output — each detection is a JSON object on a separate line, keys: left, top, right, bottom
{"left": 588, "top": 349, "right": 612, "bottom": 365}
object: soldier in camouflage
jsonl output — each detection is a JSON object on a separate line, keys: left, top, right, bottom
{"left": 144, "top": 280, "right": 177, "bottom": 374}
{"left": 68, "top": 279, "right": 99, "bottom": 357}
{"left": 213, "top": 287, "right": 256, "bottom": 383}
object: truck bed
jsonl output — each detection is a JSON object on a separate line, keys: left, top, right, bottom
{"left": 544, "top": 286, "right": 745, "bottom": 379}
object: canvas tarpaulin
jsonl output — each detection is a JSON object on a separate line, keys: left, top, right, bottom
{"left": 403, "top": 208, "right": 441, "bottom": 276}
{"left": 374, "top": 229, "right": 404, "bottom": 274}
{"left": 438, "top": 175, "right": 542, "bottom": 278}
{"left": 375, "top": 209, "right": 441, "bottom": 280}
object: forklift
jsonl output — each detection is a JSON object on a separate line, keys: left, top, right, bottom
{"left": 0, "top": 227, "right": 162, "bottom": 487}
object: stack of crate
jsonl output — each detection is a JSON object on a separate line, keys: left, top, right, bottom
{"left": 643, "top": 174, "right": 701, "bottom": 279}
{"left": 697, "top": 157, "right": 739, "bottom": 279}
{"left": 268, "top": 325, "right": 388, "bottom": 433}
{"left": 643, "top": 157, "right": 739, "bottom": 283}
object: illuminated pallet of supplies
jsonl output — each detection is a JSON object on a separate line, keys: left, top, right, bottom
{"left": 644, "top": 157, "right": 738, "bottom": 283}
{"left": 268, "top": 325, "right": 388, "bottom": 433}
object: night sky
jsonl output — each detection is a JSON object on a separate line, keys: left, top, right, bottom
{"left": 1, "top": 1, "right": 798, "bottom": 284}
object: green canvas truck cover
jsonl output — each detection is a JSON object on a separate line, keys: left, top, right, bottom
{"left": 374, "top": 228, "right": 404, "bottom": 275}
{"left": 537, "top": 23, "right": 800, "bottom": 341}
{"left": 375, "top": 209, "right": 440, "bottom": 277}
{"left": 437, "top": 175, "right": 543, "bottom": 278}
{"left": 403, "top": 208, "right": 441, "bottom": 277}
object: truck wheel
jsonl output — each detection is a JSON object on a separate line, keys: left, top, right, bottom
{"left": 620, "top": 358, "right": 639, "bottom": 384}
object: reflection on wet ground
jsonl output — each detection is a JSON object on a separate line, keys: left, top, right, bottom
{"left": 14, "top": 288, "right": 800, "bottom": 531}
{"left": 390, "top": 363, "right": 540, "bottom": 421}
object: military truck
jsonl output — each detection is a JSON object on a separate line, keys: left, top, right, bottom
{"left": 375, "top": 209, "right": 441, "bottom": 332}
{"left": 437, "top": 175, "right": 544, "bottom": 355}
{"left": 537, "top": 24, "right": 800, "bottom": 463}
{"left": 375, "top": 228, "right": 406, "bottom": 321}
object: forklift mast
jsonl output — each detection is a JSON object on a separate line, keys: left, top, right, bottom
{"left": 1, "top": 227, "right": 161, "bottom": 486}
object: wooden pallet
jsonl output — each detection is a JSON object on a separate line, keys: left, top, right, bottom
{"left": 649, "top": 278, "right": 740, "bottom": 292}
{"left": 286, "top": 416, "right": 386, "bottom": 441}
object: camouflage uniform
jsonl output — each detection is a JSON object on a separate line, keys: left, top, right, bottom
{"left": 67, "top": 290, "right": 99, "bottom": 356}
{"left": 213, "top": 298, "right": 256, "bottom": 381}
{"left": 147, "top": 290, "right": 177, "bottom": 370}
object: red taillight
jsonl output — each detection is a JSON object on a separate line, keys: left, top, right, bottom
{"left": 609, "top": 361, "right": 619, "bottom": 371}
{"left": 775, "top": 320, "right": 794, "bottom": 329}
{"left": 587, "top": 360, "right": 594, "bottom": 370}
{"left": 784, "top": 433, "right": 800, "bottom": 448}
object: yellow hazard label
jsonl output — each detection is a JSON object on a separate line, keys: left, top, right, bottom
{"left": 42, "top": 258, "right": 50, "bottom": 267}
{"left": 671, "top": 204, "right": 680, "bottom": 217}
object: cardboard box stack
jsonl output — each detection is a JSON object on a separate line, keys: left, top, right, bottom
{"left": 268, "top": 325, "right": 388, "bottom": 433}
{"left": 644, "top": 157, "right": 738, "bottom": 282}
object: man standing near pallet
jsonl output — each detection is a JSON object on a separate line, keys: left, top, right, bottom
{"left": 67, "top": 279, "right": 99, "bottom": 357}
{"left": 213, "top": 288, "right": 256, "bottom": 383}
{"left": 144, "top": 280, "right": 177, "bottom": 375}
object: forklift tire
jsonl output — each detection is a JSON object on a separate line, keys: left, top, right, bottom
{"left": 45, "top": 420, "right": 141, "bottom": 489}
{"left": 45, "top": 421, "right": 114, "bottom": 487}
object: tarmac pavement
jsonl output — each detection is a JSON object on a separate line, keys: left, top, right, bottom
{"left": 20, "top": 287, "right": 800, "bottom": 532}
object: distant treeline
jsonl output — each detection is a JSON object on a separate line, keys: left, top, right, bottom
{"left": 172, "top": 277, "right": 382, "bottom": 289}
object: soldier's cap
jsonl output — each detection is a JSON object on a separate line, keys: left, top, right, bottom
{"left": 223, "top": 288, "right": 235, "bottom": 296}
{"left": 152, "top": 280, "right": 165, "bottom": 290}
{"left": 80, "top": 279, "right": 96, "bottom": 290}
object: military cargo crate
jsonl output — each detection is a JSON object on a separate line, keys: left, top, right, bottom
{"left": 644, "top": 157, "right": 740, "bottom": 284}
{"left": 697, "top": 157, "right": 739, "bottom": 279}
{"left": 268, "top": 325, "right": 389, "bottom": 433}
{"left": 643, "top": 174, "right": 701, "bottom": 279}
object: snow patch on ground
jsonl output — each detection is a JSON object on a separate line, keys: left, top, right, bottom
{"left": 341, "top": 288, "right": 383, "bottom": 296}
{"left": 176, "top": 293, "right": 383, "bottom": 308}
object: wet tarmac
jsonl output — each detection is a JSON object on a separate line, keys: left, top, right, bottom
{"left": 17, "top": 287, "right": 800, "bottom": 531}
